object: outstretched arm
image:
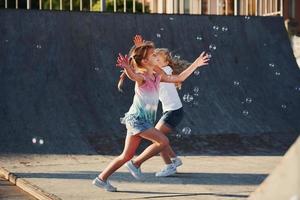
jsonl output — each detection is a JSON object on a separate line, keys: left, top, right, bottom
{"left": 116, "top": 53, "right": 144, "bottom": 86}
{"left": 159, "top": 52, "right": 209, "bottom": 83}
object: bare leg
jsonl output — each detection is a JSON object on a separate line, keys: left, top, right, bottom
{"left": 98, "top": 134, "right": 142, "bottom": 181}
{"left": 132, "top": 128, "right": 169, "bottom": 168}
{"left": 155, "top": 122, "right": 177, "bottom": 162}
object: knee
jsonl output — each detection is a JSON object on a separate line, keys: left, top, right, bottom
{"left": 158, "top": 137, "right": 169, "bottom": 148}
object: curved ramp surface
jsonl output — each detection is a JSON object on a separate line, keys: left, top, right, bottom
{"left": 0, "top": 10, "right": 299, "bottom": 154}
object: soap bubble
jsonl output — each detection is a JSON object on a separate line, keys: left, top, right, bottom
{"left": 193, "top": 86, "right": 200, "bottom": 93}
{"left": 242, "top": 110, "right": 249, "bottom": 116}
{"left": 39, "top": 139, "right": 44, "bottom": 145}
{"left": 194, "top": 70, "right": 200, "bottom": 76}
{"left": 207, "top": 53, "right": 212, "bottom": 58}
{"left": 174, "top": 55, "right": 181, "bottom": 59}
{"left": 183, "top": 94, "right": 194, "bottom": 103}
{"left": 233, "top": 81, "right": 240, "bottom": 86}
{"left": 246, "top": 97, "right": 253, "bottom": 104}
{"left": 209, "top": 44, "right": 217, "bottom": 51}
{"left": 221, "top": 26, "right": 228, "bottom": 32}
{"left": 32, "top": 138, "right": 37, "bottom": 144}
{"left": 196, "top": 36, "right": 203, "bottom": 41}
{"left": 182, "top": 127, "right": 192, "bottom": 135}
{"left": 281, "top": 104, "right": 287, "bottom": 109}
{"left": 269, "top": 63, "right": 275, "bottom": 68}
{"left": 213, "top": 25, "right": 219, "bottom": 31}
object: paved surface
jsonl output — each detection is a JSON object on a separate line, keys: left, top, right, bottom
{"left": 0, "top": 154, "right": 281, "bottom": 200}
{"left": 0, "top": 10, "right": 299, "bottom": 154}
{"left": 0, "top": 177, "right": 36, "bottom": 200}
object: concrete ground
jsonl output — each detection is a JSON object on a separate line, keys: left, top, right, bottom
{"left": 0, "top": 155, "right": 282, "bottom": 200}
{"left": 0, "top": 177, "right": 36, "bottom": 200}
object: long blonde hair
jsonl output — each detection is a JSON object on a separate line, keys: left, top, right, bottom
{"left": 118, "top": 42, "right": 155, "bottom": 91}
{"left": 154, "top": 48, "right": 190, "bottom": 89}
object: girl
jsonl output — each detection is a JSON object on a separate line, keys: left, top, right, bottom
{"left": 93, "top": 42, "right": 209, "bottom": 192}
{"left": 133, "top": 35, "right": 190, "bottom": 177}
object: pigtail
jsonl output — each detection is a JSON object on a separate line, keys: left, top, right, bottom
{"left": 117, "top": 71, "right": 127, "bottom": 92}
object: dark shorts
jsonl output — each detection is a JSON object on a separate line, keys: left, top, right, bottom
{"left": 157, "top": 107, "right": 184, "bottom": 129}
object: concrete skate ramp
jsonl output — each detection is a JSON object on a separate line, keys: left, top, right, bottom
{"left": 0, "top": 10, "right": 299, "bottom": 154}
{"left": 249, "top": 136, "right": 300, "bottom": 200}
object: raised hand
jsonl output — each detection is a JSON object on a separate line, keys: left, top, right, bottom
{"left": 116, "top": 53, "right": 130, "bottom": 69}
{"left": 193, "top": 52, "right": 210, "bottom": 68}
{"left": 133, "top": 35, "right": 144, "bottom": 47}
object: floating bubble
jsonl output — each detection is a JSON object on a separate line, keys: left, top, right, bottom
{"left": 176, "top": 134, "right": 182, "bottom": 139}
{"left": 209, "top": 44, "right": 217, "bottom": 51}
{"left": 275, "top": 72, "right": 281, "bottom": 76}
{"left": 160, "top": 27, "right": 164, "bottom": 31}
{"left": 245, "top": 16, "right": 251, "bottom": 20}
{"left": 193, "top": 93, "right": 199, "bottom": 97}
{"left": 182, "top": 127, "right": 192, "bottom": 135}
{"left": 269, "top": 63, "right": 275, "bottom": 68}
{"left": 213, "top": 25, "right": 219, "bottom": 31}
{"left": 174, "top": 55, "right": 181, "bottom": 59}
{"left": 242, "top": 110, "right": 249, "bottom": 116}
{"left": 193, "top": 86, "right": 200, "bottom": 93}
{"left": 207, "top": 53, "right": 212, "bottom": 58}
{"left": 196, "top": 36, "right": 203, "bottom": 41}
{"left": 281, "top": 104, "right": 287, "bottom": 109}
{"left": 214, "top": 34, "right": 218, "bottom": 38}
{"left": 39, "top": 139, "right": 44, "bottom": 145}
{"left": 193, "top": 101, "right": 199, "bottom": 105}
{"left": 5, "top": 39, "right": 9, "bottom": 42}
{"left": 36, "top": 44, "right": 42, "bottom": 49}
{"left": 194, "top": 69, "right": 200, "bottom": 76}
{"left": 233, "top": 81, "right": 240, "bottom": 86}
{"left": 94, "top": 67, "right": 100, "bottom": 71}
{"left": 183, "top": 94, "right": 194, "bottom": 103}
{"left": 246, "top": 97, "right": 253, "bottom": 104}
{"left": 169, "top": 17, "right": 174, "bottom": 21}
{"left": 221, "top": 26, "right": 228, "bottom": 32}
{"left": 156, "top": 33, "right": 161, "bottom": 38}
{"left": 32, "top": 138, "right": 37, "bottom": 144}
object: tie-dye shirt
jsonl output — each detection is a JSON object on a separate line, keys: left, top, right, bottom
{"left": 123, "top": 73, "right": 161, "bottom": 125}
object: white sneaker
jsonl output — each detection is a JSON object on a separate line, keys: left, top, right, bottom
{"left": 92, "top": 177, "right": 117, "bottom": 192}
{"left": 155, "top": 164, "right": 177, "bottom": 177}
{"left": 125, "top": 160, "right": 143, "bottom": 180}
{"left": 171, "top": 157, "right": 182, "bottom": 168}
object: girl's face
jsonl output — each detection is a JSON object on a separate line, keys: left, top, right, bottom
{"left": 153, "top": 52, "right": 168, "bottom": 68}
{"left": 142, "top": 48, "right": 157, "bottom": 69}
